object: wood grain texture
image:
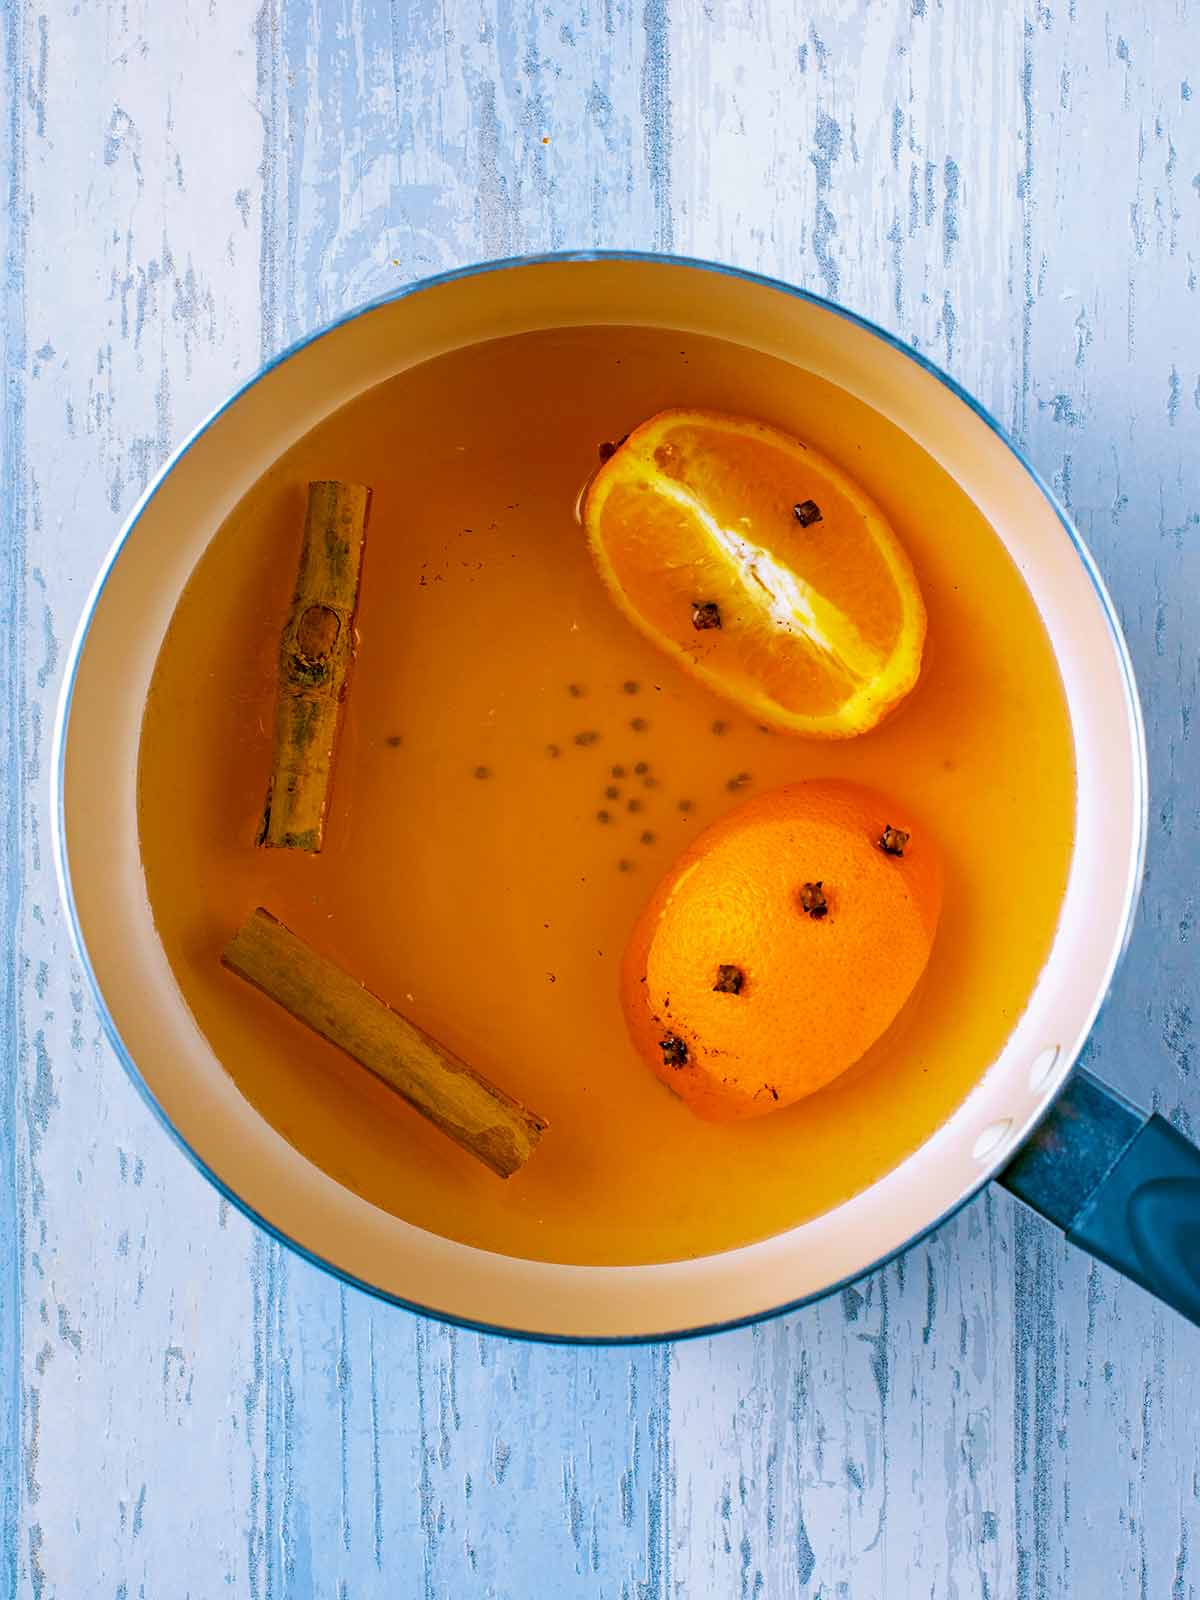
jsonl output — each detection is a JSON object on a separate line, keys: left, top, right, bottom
{"left": 2, "top": 1, "right": 1198, "bottom": 1595}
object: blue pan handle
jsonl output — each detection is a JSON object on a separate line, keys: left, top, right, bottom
{"left": 1000, "top": 1069, "right": 1200, "bottom": 1326}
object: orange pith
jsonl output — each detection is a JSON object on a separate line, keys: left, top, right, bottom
{"left": 620, "top": 780, "right": 943, "bottom": 1120}
{"left": 583, "top": 409, "right": 927, "bottom": 737}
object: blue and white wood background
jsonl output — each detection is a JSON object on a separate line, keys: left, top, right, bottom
{"left": 3, "top": 2, "right": 1199, "bottom": 1594}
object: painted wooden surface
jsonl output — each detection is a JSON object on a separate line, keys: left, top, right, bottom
{"left": 2, "top": 1, "right": 1198, "bottom": 1594}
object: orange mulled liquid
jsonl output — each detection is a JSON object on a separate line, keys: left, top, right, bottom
{"left": 137, "top": 325, "right": 1075, "bottom": 1266}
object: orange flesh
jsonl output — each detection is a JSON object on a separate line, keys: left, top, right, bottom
{"left": 585, "top": 412, "right": 925, "bottom": 730}
{"left": 137, "top": 324, "right": 1076, "bottom": 1266}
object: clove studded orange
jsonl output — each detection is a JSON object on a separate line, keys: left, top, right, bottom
{"left": 621, "top": 780, "right": 943, "bottom": 1120}
{"left": 583, "top": 409, "right": 926, "bottom": 737}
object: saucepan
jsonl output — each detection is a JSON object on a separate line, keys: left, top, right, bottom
{"left": 52, "top": 253, "right": 1198, "bottom": 1341}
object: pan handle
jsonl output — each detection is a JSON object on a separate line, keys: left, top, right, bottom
{"left": 999, "top": 1068, "right": 1200, "bottom": 1327}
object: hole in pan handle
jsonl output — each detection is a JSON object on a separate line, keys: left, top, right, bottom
{"left": 999, "top": 1068, "right": 1200, "bottom": 1328}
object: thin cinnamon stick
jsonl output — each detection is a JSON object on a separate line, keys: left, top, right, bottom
{"left": 258, "top": 480, "right": 372, "bottom": 851}
{"left": 221, "top": 908, "right": 547, "bottom": 1178}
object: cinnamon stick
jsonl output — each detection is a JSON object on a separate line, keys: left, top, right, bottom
{"left": 221, "top": 908, "right": 547, "bottom": 1178}
{"left": 258, "top": 480, "right": 372, "bottom": 851}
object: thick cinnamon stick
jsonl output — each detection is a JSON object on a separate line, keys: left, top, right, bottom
{"left": 258, "top": 480, "right": 372, "bottom": 851}
{"left": 221, "top": 908, "right": 547, "bottom": 1178}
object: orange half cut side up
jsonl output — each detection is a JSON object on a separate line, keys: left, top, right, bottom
{"left": 583, "top": 409, "right": 927, "bottom": 738}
